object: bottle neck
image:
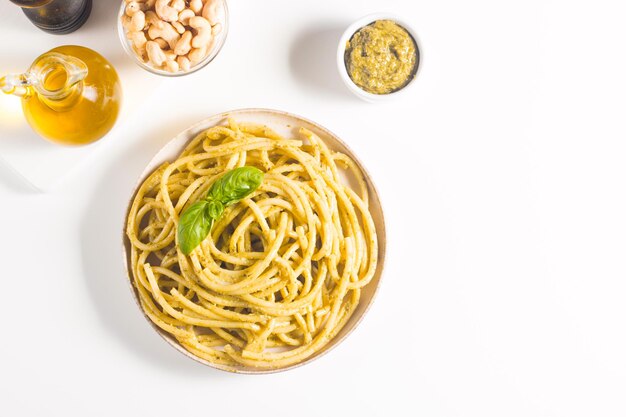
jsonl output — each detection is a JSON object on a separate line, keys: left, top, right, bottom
{"left": 1, "top": 52, "right": 88, "bottom": 110}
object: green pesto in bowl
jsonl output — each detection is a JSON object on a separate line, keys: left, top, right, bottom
{"left": 344, "top": 20, "right": 418, "bottom": 95}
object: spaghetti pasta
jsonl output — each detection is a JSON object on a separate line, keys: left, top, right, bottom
{"left": 126, "top": 118, "right": 378, "bottom": 369}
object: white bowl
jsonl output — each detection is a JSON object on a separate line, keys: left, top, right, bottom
{"left": 337, "top": 13, "right": 422, "bottom": 102}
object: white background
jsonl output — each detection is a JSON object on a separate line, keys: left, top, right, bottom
{"left": 1, "top": 0, "right": 626, "bottom": 416}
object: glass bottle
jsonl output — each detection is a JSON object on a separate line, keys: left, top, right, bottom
{"left": 9, "top": 0, "right": 92, "bottom": 35}
{"left": 0, "top": 45, "right": 122, "bottom": 146}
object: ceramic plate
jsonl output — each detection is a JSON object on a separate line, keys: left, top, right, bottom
{"left": 122, "top": 108, "right": 386, "bottom": 373}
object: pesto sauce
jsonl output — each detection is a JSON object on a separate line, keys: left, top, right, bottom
{"left": 344, "top": 20, "right": 418, "bottom": 95}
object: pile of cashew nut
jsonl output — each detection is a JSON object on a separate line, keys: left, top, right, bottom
{"left": 121, "top": 0, "right": 226, "bottom": 73}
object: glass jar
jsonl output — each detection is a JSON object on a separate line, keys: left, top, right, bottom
{"left": 0, "top": 45, "right": 122, "bottom": 145}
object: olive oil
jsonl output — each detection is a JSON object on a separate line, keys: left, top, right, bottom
{"left": 0, "top": 45, "right": 122, "bottom": 146}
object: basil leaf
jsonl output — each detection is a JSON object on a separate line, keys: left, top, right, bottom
{"left": 205, "top": 199, "right": 224, "bottom": 219}
{"left": 177, "top": 166, "right": 264, "bottom": 255}
{"left": 207, "top": 166, "right": 264, "bottom": 206}
{"left": 177, "top": 200, "right": 213, "bottom": 255}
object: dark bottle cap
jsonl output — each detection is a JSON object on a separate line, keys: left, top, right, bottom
{"left": 11, "top": 0, "right": 92, "bottom": 35}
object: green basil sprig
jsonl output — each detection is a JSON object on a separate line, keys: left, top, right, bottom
{"left": 177, "top": 166, "right": 264, "bottom": 255}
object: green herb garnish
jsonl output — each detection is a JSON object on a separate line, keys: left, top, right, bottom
{"left": 177, "top": 166, "right": 264, "bottom": 255}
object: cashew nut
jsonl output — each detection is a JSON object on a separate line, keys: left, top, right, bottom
{"left": 178, "top": 9, "right": 195, "bottom": 25}
{"left": 132, "top": 45, "right": 148, "bottom": 63}
{"left": 128, "top": 30, "right": 147, "bottom": 49}
{"left": 212, "top": 22, "right": 222, "bottom": 36}
{"left": 153, "top": 38, "right": 168, "bottom": 49}
{"left": 202, "top": 0, "right": 224, "bottom": 26}
{"left": 177, "top": 56, "right": 191, "bottom": 72}
{"left": 171, "top": 20, "right": 185, "bottom": 34}
{"left": 188, "top": 46, "right": 208, "bottom": 64}
{"left": 146, "top": 41, "right": 166, "bottom": 66}
{"left": 125, "top": 1, "right": 141, "bottom": 16}
{"left": 155, "top": 0, "right": 178, "bottom": 22}
{"left": 174, "top": 31, "right": 192, "bottom": 56}
{"left": 165, "top": 59, "right": 180, "bottom": 73}
{"left": 189, "top": 0, "right": 203, "bottom": 14}
{"left": 121, "top": 14, "right": 132, "bottom": 31}
{"left": 145, "top": 10, "right": 162, "bottom": 28}
{"left": 148, "top": 21, "right": 180, "bottom": 49}
{"left": 189, "top": 16, "right": 212, "bottom": 49}
{"left": 171, "top": 0, "right": 185, "bottom": 12}
{"left": 164, "top": 49, "right": 177, "bottom": 61}
{"left": 130, "top": 10, "right": 145, "bottom": 31}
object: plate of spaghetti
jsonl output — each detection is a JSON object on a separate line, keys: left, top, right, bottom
{"left": 123, "top": 109, "right": 386, "bottom": 373}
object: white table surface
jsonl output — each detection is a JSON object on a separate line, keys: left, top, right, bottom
{"left": 1, "top": 0, "right": 626, "bottom": 416}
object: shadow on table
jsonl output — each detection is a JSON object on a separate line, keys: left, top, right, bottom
{"left": 0, "top": 157, "right": 39, "bottom": 193}
{"left": 80, "top": 0, "right": 133, "bottom": 73}
{"left": 82, "top": 0, "right": 120, "bottom": 32}
{"left": 80, "top": 116, "right": 229, "bottom": 377}
{"left": 288, "top": 23, "right": 355, "bottom": 100}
